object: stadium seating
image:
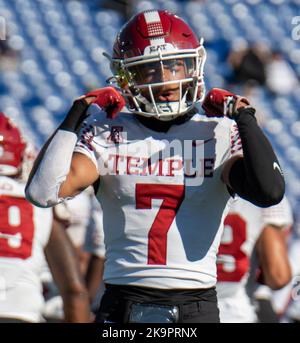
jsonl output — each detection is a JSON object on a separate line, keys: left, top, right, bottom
{"left": 0, "top": 0, "right": 299, "bottom": 212}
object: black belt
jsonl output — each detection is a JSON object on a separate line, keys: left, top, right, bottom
{"left": 104, "top": 283, "right": 217, "bottom": 305}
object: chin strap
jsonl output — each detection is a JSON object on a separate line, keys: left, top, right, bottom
{"left": 134, "top": 91, "right": 189, "bottom": 121}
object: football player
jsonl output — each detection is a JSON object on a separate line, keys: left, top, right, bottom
{"left": 25, "top": 10, "right": 285, "bottom": 323}
{"left": 53, "top": 188, "right": 94, "bottom": 275}
{"left": 0, "top": 113, "right": 89, "bottom": 322}
{"left": 42, "top": 190, "right": 104, "bottom": 322}
{"left": 83, "top": 196, "right": 105, "bottom": 311}
{"left": 41, "top": 190, "right": 94, "bottom": 322}
{"left": 270, "top": 222, "right": 300, "bottom": 323}
{"left": 216, "top": 196, "right": 293, "bottom": 323}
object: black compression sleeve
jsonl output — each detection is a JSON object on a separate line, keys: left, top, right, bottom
{"left": 59, "top": 98, "right": 89, "bottom": 134}
{"left": 228, "top": 107, "right": 285, "bottom": 207}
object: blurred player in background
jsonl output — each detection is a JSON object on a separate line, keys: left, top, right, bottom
{"left": 216, "top": 196, "right": 293, "bottom": 323}
{"left": 26, "top": 10, "right": 285, "bottom": 323}
{"left": 84, "top": 197, "right": 105, "bottom": 312}
{"left": 42, "top": 190, "right": 104, "bottom": 322}
{"left": 41, "top": 190, "right": 93, "bottom": 322}
{"left": 53, "top": 188, "right": 94, "bottom": 275}
{"left": 270, "top": 220, "right": 300, "bottom": 323}
{"left": 0, "top": 112, "right": 89, "bottom": 322}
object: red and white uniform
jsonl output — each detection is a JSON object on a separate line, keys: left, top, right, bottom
{"left": 216, "top": 196, "right": 293, "bottom": 323}
{"left": 0, "top": 176, "right": 53, "bottom": 322}
{"left": 75, "top": 104, "right": 242, "bottom": 289}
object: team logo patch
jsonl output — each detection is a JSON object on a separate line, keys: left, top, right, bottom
{"left": 107, "top": 126, "right": 124, "bottom": 144}
{"left": 79, "top": 123, "right": 94, "bottom": 151}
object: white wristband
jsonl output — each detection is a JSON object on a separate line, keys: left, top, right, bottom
{"left": 25, "top": 130, "right": 78, "bottom": 207}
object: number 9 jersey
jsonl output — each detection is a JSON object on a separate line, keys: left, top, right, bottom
{"left": 0, "top": 176, "right": 53, "bottom": 322}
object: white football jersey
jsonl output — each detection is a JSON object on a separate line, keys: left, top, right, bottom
{"left": 216, "top": 196, "right": 293, "bottom": 322}
{"left": 0, "top": 176, "right": 53, "bottom": 322}
{"left": 74, "top": 104, "right": 242, "bottom": 289}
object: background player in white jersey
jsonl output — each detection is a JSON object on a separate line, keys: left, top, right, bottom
{"left": 251, "top": 206, "right": 293, "bottom": 323}
{"left": 26, "top": 10, "right": 285, "bottom": 323}
{"left": 83, "top": 197, "right": 106, "bottom": 311}
{"left": 53, "top": 188, "right": 94, "bottom": 275}
{"left": 216, "top": 196, "right": 293, "bottom": 323}
{"left": 41, "top": 190, "right": 94, "bottom": 322}
{"left": 0, "top": 112, "right": 89, "bottom": 323}
{"left": 269, "top": 220, "right": 300, "bottom": 323}
{"left": 42, "top": 190, "right": 104, "bottom": 321}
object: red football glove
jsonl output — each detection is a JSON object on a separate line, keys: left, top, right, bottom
{"left": 84, "top": 87, "right": 126, "bottom": 119}
{"left": 202, "top": 88, "right": 250, "bottom": 118}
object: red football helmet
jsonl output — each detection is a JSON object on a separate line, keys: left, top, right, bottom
{"left": 106, "top": 10, "right": 206, "bottom": 121}
{"left": 0, "top": 112, "right": 26, "bottom": 176}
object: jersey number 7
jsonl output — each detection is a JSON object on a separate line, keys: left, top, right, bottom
{"left": 136, "top": 184, "right": 185, "bottom": 265}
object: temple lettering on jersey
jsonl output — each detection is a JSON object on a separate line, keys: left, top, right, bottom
{"left": 106, "top": 153, "right": 215, "bottom": 178}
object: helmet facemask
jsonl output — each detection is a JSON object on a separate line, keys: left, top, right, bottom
{"left": 107, "top": 42, "right": 206, "bottom": 121}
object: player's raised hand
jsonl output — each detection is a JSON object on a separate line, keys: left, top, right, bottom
{"left": 202, "top": 88, "right": 253, "bottom": 119}
{"left": 80, "top": 87, "right": 126, "bottom": 119}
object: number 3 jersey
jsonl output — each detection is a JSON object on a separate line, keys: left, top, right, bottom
{"left": 216, "top": 196, "right": 293, "bottom": 322}
{"left": 74, "top": 105, "right": 243, "bottom": 289}
{"left": 0, "top": 176, "right": 53, "bottom": 322}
